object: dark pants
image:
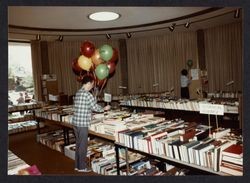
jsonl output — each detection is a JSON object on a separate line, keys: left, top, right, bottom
{"left": 181, "top": 87, "right": 190, "bottom": 99}
{"left": 73, "top": 126, "right": 88, "bottom": 170}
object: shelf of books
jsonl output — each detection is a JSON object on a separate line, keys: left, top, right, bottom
{"left": 119, "top": 94, "right": 239, "bottom": 114}
{"left": 114, "top": 119, "right": 243, "bottom": 176}
{"left": 8, "top": 150, "right": 41, "bottom": 175}
{"left": 8, "top": 102, "right": 44, "bottom": 113}
{"left": 34, "top": 105, "right": 243, "bottom": 176}
{"left": 41, "top": 74, "right": 58, "bottom": 103}
{"left": 8, "top": 120, "right": 45, "bottom": 135}
{"left": 8, "top": 102, "right": 45, "bottom": 134}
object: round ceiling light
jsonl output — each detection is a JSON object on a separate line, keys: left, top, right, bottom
{"left": 88, "top": 11, "right": 120, "bottom": 21}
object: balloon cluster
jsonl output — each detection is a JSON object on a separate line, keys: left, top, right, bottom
{"left": 72, "top": 40, "right": 119, "bottom": 96}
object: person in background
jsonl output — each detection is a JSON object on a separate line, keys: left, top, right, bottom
{"left": 72, "top": 75, "right": 110, "bottom": 172}
{"left": 24, "top": 92, "right": 31, "bottom": 103}
{"left": 17, "top": 92, "right": 25, "bottom": 104}
{"left": 16, "top": 92, "right": 25, "bottom": 115}
{"left": 180, "top": 69, "right": 191, "bottom": 99}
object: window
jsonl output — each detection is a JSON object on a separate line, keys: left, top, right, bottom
{"left": 8, "top": 42, "right": 34, "bottom": 105}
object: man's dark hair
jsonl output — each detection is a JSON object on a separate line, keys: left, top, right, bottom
{"left": 181, "top": 69, "right": 188, "bottom": 76}
{"left": 81, "top": 75, "right": 94, "bottom": 85}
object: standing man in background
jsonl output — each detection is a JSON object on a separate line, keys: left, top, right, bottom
{"left": 72, "top": 75, "right": 110, "bottom": 172}
{"left": 180, "top": 69, "right": 191, "bottom": 99}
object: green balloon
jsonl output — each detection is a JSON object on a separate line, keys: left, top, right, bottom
{"left": 95, "top": 64, "right": 109, "bottom": 80}
{"left": 99, "top": 44, "right": 113, "bottom": 61}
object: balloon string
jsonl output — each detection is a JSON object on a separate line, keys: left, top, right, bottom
{"left": 91, "top": 70, "right": 99, "bottom": 98}
{"left": 92, "top": 70, "right": 97, "bottom": 89}
{"left": 99, "top": 78, "right": 107, "bottom": 96}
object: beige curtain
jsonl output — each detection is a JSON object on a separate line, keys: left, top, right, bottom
{"left": 47, "top": 40, "right": 121, "bottom": 96}
{"left": 31, "top": 41, "right": 43, "bottom": 101}
{"left": 126, "top": 31, "right": 198, "bottom": 97}
{"left": 204, "top": 22, "right": 242, "bottom": 92}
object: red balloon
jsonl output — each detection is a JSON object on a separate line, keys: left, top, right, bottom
{"left": 107, "top": 61, "right": 116, "bottom": 74}
{"left": 72, "top": 58, "right": 82, "bottom": 75}
{"left": 80, "top": 41, "right": 95, "bottom": 58}
{"left": 108, "top": 48, "right": 119, "bottom": 63}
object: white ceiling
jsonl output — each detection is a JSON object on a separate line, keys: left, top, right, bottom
{"left": 8, "top": 6, "right": 242, "bottom": 41}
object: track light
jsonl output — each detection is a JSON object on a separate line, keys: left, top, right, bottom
{"left": 169, "top": 26, "right": 174, "bottom": 32}
{"left": 169, "top": 23, "right": 176, "bottom": 32}
{"left": 58, "top": 35, "right": 63, "bottom": 41}
{"left": 106, "top": 34, "right": 111, "bottom": 39}
{"left": 234, "top": 9, "right": 240, "bottom": 18}
{"left": 185, "top": 22, "right": 190, "bottom": 28}
{"left": 126, "top": 32, "right": 132, "bottom": 39}
{"left": 36, "top": 34, "right": 41, "bottom": 41}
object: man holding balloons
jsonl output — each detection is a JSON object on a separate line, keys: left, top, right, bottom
{"left": 72, "top": 75, "right": 110, "bottom": 172}
{"left": 71, "top": 41, "right": 118, "bottom": 172}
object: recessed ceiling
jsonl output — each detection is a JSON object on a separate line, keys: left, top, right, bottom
{"left": 8, "top": 6, "right": 242, "bottom": 41}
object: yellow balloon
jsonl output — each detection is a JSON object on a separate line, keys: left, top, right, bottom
{"left": 77, "top": 55, "right": 93, "bottom": 71}
{"left": 91, "top": 49, "right": 103, "bottom": 66}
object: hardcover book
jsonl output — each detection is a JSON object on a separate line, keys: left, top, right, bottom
{"left": 222, "top": 144, "right": 243, "bottom": 158}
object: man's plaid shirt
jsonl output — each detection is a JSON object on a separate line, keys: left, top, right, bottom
{"left": 72, "top": 88, "right": 103, "bottom": 127}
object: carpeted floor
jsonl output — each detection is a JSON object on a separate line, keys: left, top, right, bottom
{"left": 8, "top": 129, "right": 99, "bottom": 176}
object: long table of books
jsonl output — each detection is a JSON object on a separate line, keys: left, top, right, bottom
{"left": 120, "top": 97, "right": 239, "bottom": 114}
{"left": 34, "top": 105, "right": 243, "bottom": 176}
{"left": 34, "top": 105, "right": 118, "bottom": 142}
{"left": 114, "top": 120, "right": 243, "bottom": 176}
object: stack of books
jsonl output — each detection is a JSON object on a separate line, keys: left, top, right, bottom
{"left": 120, "top": 158, "right": 189, "bottom": 176}
{"left": 8, "top": 150, "right": 30, "bottom": 175}
{"left": 64, "top": 139, "right": 145, "bottom": 175}
{"left": 37, "top": 130, "right": 75, "bottom": 152}
{"left": 220, "top": 144, "right": 243, "bottom": 175}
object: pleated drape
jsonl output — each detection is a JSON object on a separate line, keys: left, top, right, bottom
{"left": 204, "top": 22, "right": 242, "bottom": 92}
{"left": 126, "top": 31, "right": 198, "bottom": 97}
{"left": 31, "top": 22, "right": 242, "bottom": 99}
{"left": 31, "top": 41, "right": 43, "bottom": 101}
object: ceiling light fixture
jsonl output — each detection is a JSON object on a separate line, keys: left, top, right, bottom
{"left": 234, "top": 9, "right": 240, "bottom": 18}
{"left": 36, "top": 34, "right": 41, "bottom": 41}
{"left": 88, "top": 11, "right": 120, "bottom": 21}
{"left": 106, "top": 34, "right": 111, "bottom": 39}
{"left": 58, "top": 35, "right": 63, "bottom": 41}
{"left": 185, "top": 22, "right": 190, "bottom": 28}
{"left": 169, "top": 23, "right": 176, "bottom": 32}
{"left": 126, "top": 32, "right": 132, "bottom": 39}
